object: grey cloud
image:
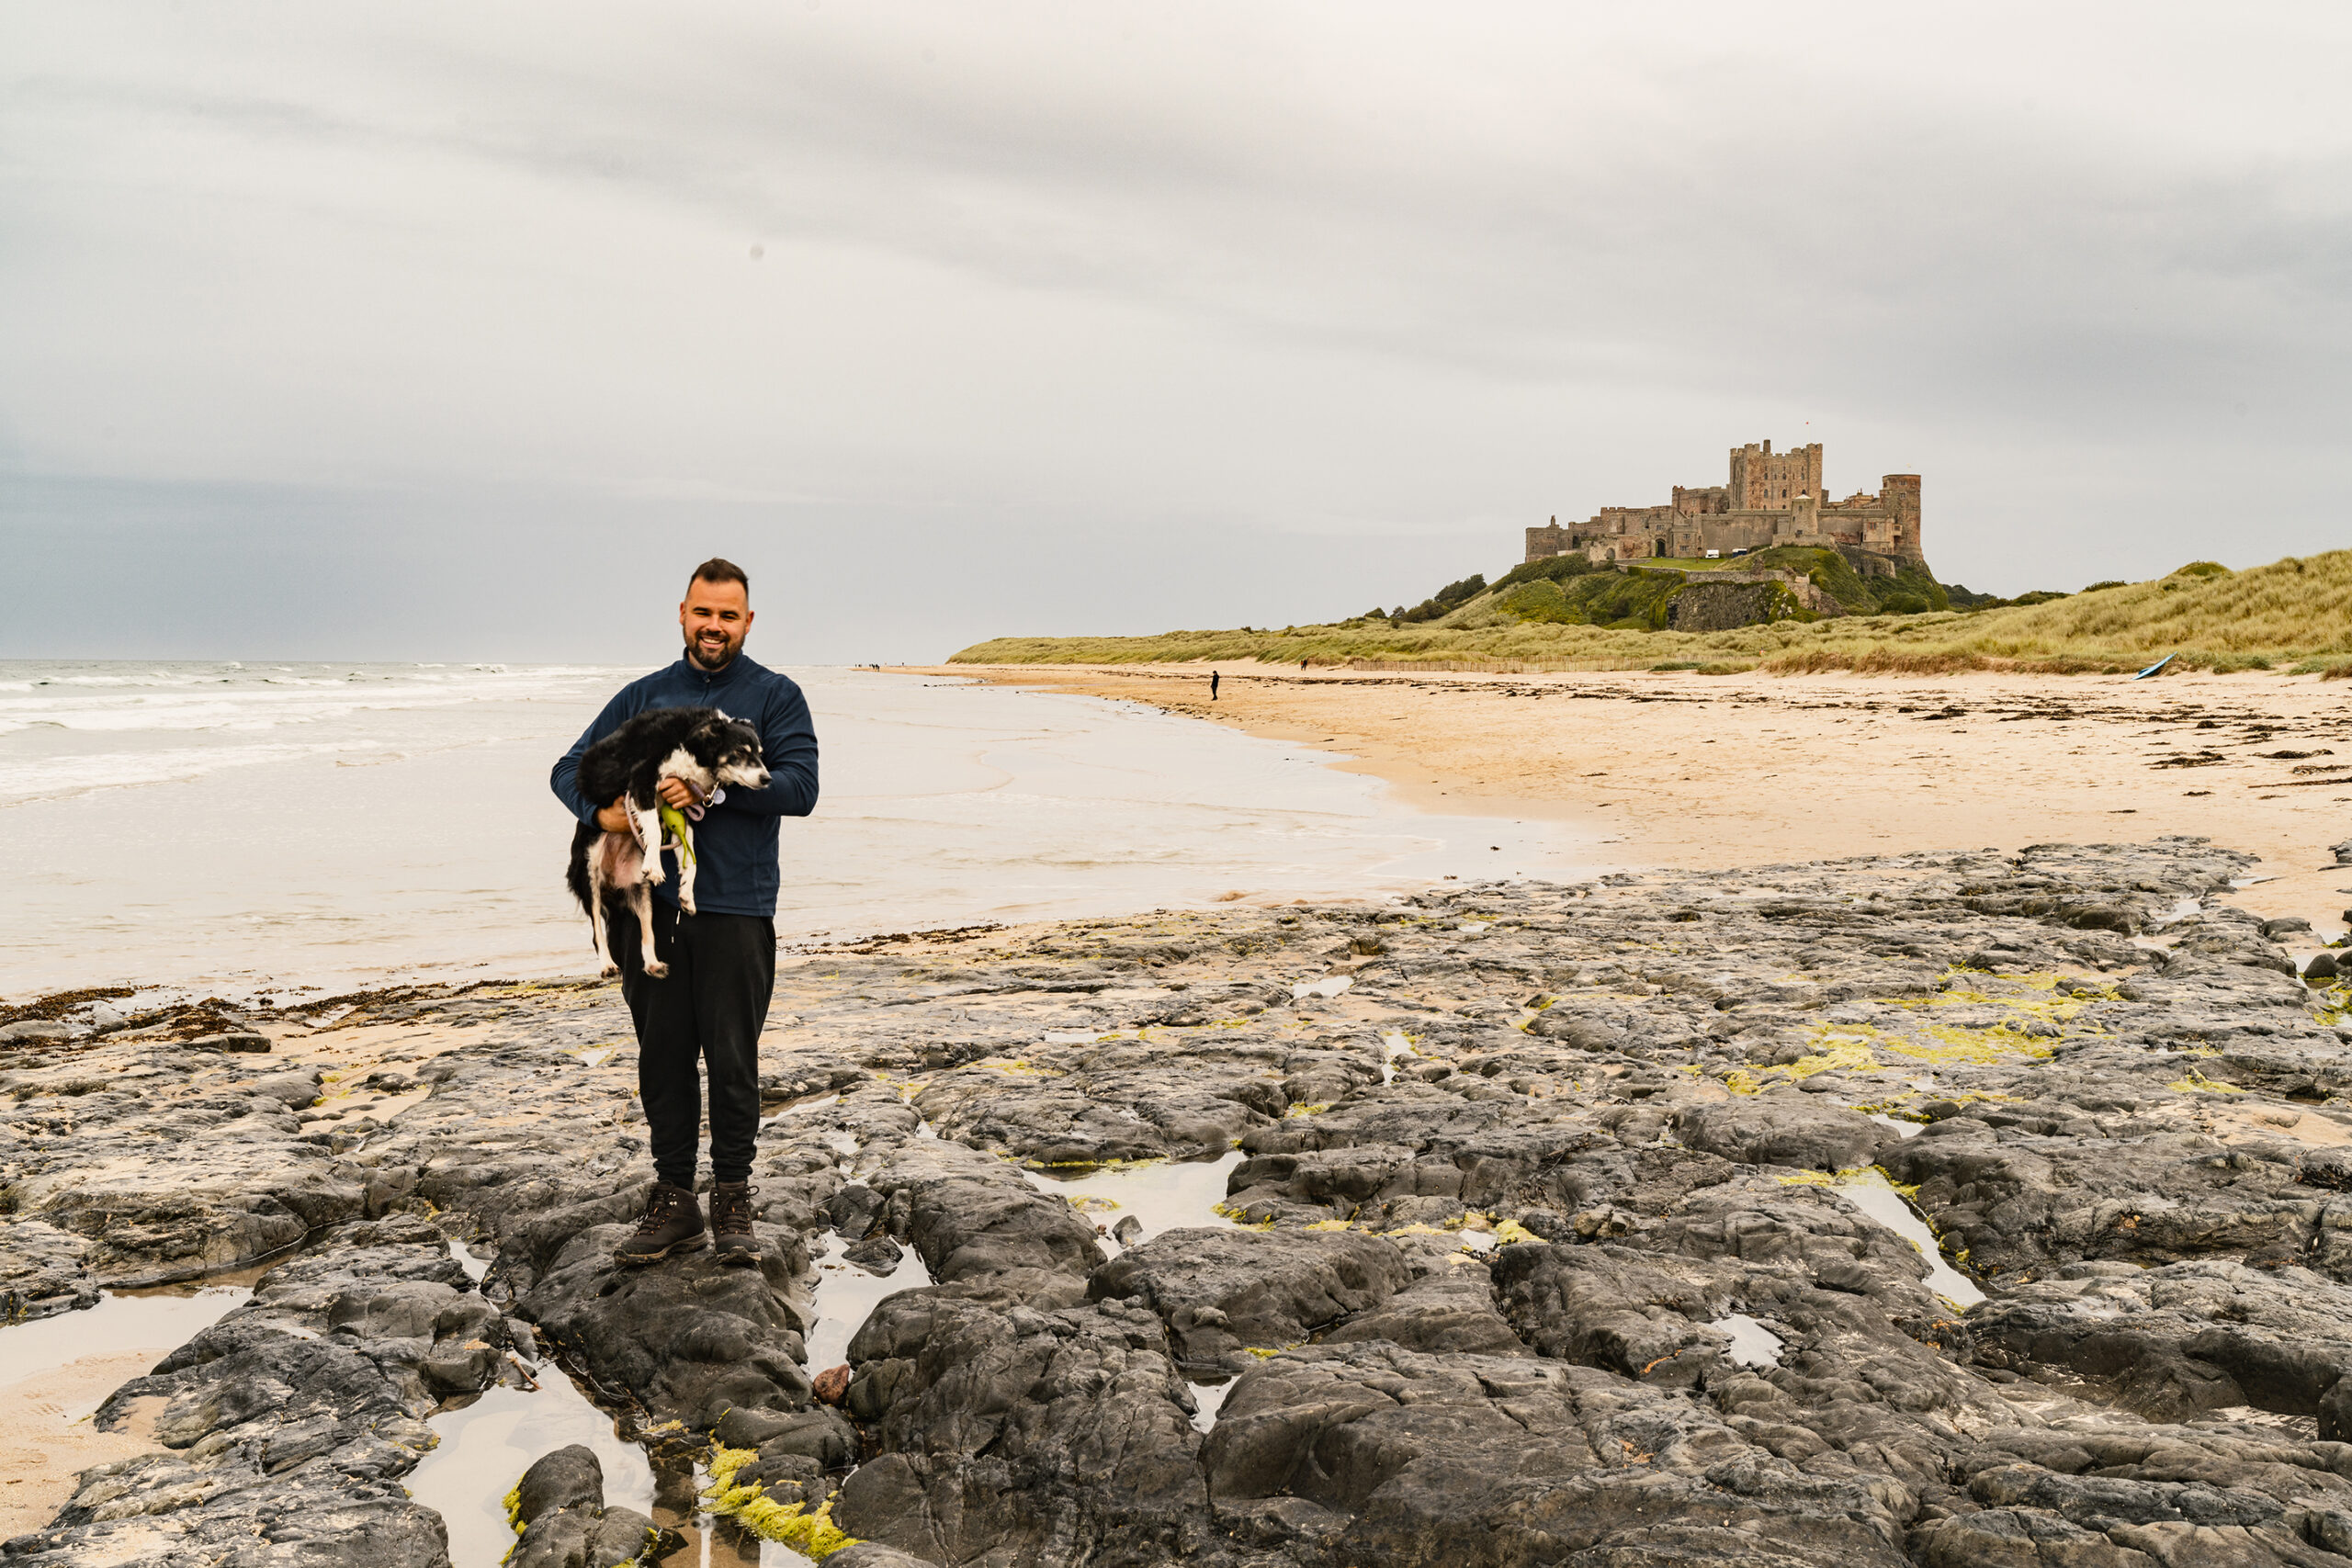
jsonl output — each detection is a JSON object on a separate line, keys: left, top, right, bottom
{"left": 3, "top": 1, "right": 2349, "bottom": 659}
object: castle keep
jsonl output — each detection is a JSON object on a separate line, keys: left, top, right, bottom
{"left": 1524, "top": 440, "right": 1923, "bottom": 565}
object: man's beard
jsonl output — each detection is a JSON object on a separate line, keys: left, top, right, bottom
{"left": 686, "top": 634, "right": 740, "bottom": 671}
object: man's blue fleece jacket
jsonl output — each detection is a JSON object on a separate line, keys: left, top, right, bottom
{"left": 550, "top": 653, "right": 820, "bottom": 919}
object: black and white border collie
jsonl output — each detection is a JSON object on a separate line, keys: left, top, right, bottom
{"left": 566, "top": 705, "right": 770, "bottom": 978}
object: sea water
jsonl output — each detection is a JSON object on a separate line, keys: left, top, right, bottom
{"left": 1, "top": 661, "right": 1590, "bottom": 998}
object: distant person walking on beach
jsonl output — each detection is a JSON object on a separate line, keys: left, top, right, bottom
{"left": 1210, "top": 671, "right": 1220, "bottom": 702}
{"left": 551, "top": 558, "right": 820, "bottom": 1264}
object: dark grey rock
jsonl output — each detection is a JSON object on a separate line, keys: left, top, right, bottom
{"left": 513, "top": 1444, "right": 604, "bottom": 1527}
{"left": 250, "top": 1068, "right": 325, "bottom": 1106}
{"left": 842, "top": 1233, "right": 902, "bottom": 1271}
{"left": 1973, "top": 1258, "right": 2352, "bottom": 1424}
{"left": 838, "top": 1289, "right": 1204, "bottom": 1562}
{"left": 1319, "top": 1257, "right": 1525, "bottom": 1357}
{"left": 714, "top": 1403, "right": 857, "bottom": 1468}
{"left": 184, "top": 1031, "right": 273, "bottom": 1053}
{"left": 827, "top": 1545, "right": 939, "bottom": 1568}
{"left": 29, "top": 836, "right": 2352, "bottom": 1568}
{"left": 0, "top": 1218, "right": 97, "bottom": 1321}
{"left": 1206, "top": 1342, "right": 1912, "bottom": 1567}
{"left": 520, "top": 1218, "right": 813, "bottom": 1430}
{"left": 1671, "top": 1096, "right": 1893, "bottom": 1172}
{"left": 501, "top": 1438, "right": 664, "bottom": 1568}
{"left": 864, "top": 1139, "right": 1105, "bottom": 1302}
{"left": 2, "top": 1219, "right": 467, "bottom": 1566}
{"left": 507, "top": 1505, "right": 662, "bottom": 1568}
{"left": 827, "top": 1181, "right": 884, "bottom": 1236}
{"left": 1090, "top": 1225, "right": 1412, "bottom": 1373}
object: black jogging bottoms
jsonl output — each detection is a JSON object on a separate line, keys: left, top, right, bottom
{"left": 612, "top": 901, "right": 774, "bottom": 1188}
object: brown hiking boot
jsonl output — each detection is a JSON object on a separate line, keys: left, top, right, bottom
{"left": 615, "top": 1180, "right": 706, "bottom": 1265}
{"left": 710, "top": 1180, "right": 759, "bottom": 1265}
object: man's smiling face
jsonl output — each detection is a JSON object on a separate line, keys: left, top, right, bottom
{"left": 680, "top": 577, "right": 753, "bottom": 671}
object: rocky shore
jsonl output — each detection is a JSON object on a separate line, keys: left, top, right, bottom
{"left": 9, "top": 837, "right": 2352, "bottom": 1565}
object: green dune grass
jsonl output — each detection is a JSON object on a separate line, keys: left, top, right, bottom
{"left": 950, "top": 551, "right": 2352, "bottom": 675}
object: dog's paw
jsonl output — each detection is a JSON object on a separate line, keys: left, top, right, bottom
{"left": 679, "top": 895, "right": 697, "bottom": 915}
{"left": 642, "top": 960, "right": 671, "bottom": 979}
{"left": 644, "top": 865, "right": 667, "bottom": 886}
{"left": 598, "top": 961, "right": 619, "bottom": 978}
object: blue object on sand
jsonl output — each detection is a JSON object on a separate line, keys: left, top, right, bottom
{"left": 2132, "top": 654, "right": 2175, "bottom": 681}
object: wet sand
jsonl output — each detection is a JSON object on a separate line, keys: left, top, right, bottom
{"left": 0, "top": 1367, "right": 160, "bottom": 1540}
{"left": 924, "top": 662, "right": 2352, "bottom": 935}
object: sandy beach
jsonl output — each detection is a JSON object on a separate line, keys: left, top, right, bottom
{"left": 927, "top": 662, "right": 2352, "bottom": 934}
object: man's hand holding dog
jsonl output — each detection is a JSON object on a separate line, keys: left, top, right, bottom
{"left": 596, "top": 777, "right": 697, "bottom": 833}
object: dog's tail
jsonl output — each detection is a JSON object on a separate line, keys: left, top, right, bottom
{"left": 566, "top": 819, "right": 601, "bottom": 922}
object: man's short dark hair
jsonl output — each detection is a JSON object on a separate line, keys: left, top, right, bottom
{"left": 689, "top": 558, "right": 750, "bottom": 594}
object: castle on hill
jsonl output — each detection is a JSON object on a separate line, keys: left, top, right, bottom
{"left": 1524, "top": 440, "right": 1923, "bottom": 566}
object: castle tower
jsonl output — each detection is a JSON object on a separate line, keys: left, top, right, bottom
{"left": 1880, "top": 474, "right": 1922, "bottom": 560}
{"left": 1726, "top": 440, "right": 1825, "bottom": 512}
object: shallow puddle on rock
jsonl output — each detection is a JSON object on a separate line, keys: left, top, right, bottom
{"left": 761, "top": 1093, "right": 843, "bottom": 1127}
{"left": 1866, "top": 1113, "right": 1924, "bottom": 1139}
{"left": 1018, "top": 1150, "right": 1248, "bottom": 1257}
{"left": 0, "top": 1285, "right": 251, "bottom": 1392}
{"left": 1291, "top": 976, "right": 1353, "bottom": 1000}
{"left": 1380, "top": 1030, "right": 1413, "bottom": 1085}
{"left": 804, "top": 1233, "right": 935, "bottom": 1374}
{"left": 1707, "top": 1313, "right": 1784, "bottom": 1368}
{"left": 1188, "top": 1377, "right": 1233, "bottom": 1432}
{"left": 1829, "top": 1170, "right": 1986, "bottom": 1308}
{"left": 407, "top": 1367, "right": 656, "bottom": 1568}
{"left": 447, "top": 1238, "right": 491, "bottom": 1283}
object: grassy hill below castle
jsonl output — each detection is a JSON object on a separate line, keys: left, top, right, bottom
{"left": 951, "top": 548, "right": 2352, "bottom": 675}
{"left": 1466, "top": 545, "right": 1953, "bottom": 629}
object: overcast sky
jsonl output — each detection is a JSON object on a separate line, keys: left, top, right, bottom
{"left": 4, "top": 3, "right": 2347, "bottom": 663}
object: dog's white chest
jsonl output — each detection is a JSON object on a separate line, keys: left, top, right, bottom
{"left": 658, "top": 746, "right": 716, "bottom": 792}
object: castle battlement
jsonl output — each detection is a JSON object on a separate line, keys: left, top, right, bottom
{"left": 1525, "top": 442, "right": 1923, "bottom": 566}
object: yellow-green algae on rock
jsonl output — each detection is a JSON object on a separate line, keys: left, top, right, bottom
{"left": 2167, "top": 1065, "right": 2247, "bottom": 1096}
{"left": 1713, "top": 970, "right": 2091, "bottom": 1095}
{"left": 700, "top": 1444, "right": 859, "bottom": 1558}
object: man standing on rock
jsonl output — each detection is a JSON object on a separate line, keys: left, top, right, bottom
{"left": 551, "top": 558, "right": 820, "bottom": 1266}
